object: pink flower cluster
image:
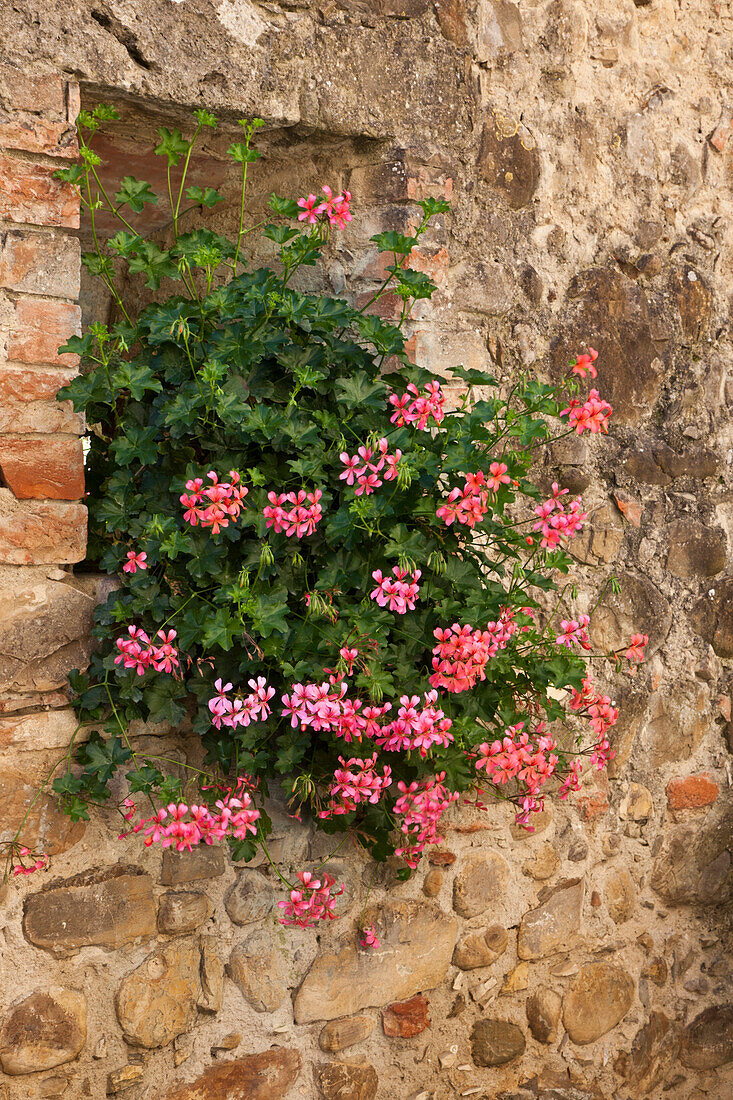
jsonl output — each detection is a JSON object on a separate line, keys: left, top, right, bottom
{"left": 318, "top": 752, "right": 393, "bottom": 818}
{"left": 532, "top": 483, "right": 587, "bottom": 549}
{"left": 360, "top": 924, "right": 380, "bottom": 950}
{"left": 475, "top": 722, "right": 558, "bottom": 823}
{"left": 571, "top": 347, "right": 598, "bottom": 379}
{"left": 11, "top": 846, "right": 48, "bottom": 876}
{"left": 625, "top": 633, "right": 648, "bottom": 662}
{"left": 123, "top": 550, "right": 147, "bottom": 574}
{"left": 429, "top": 611, "right": 517, "bottom": 693}
{"left": 278, "top": 870, "right": 344, "bottom": 928}
{"left": 375, "top": 691, "right": 454, "bottom": 757}
{"left": 568, "top": 673, "right": 619, "bottom": 776}
{"left": 436, "top": 471, "right": 489, "bottom": 528}
{"left": 282, "top": 680, "right": 390, "bottom": 743}
{"left": 370, "top": 566, "right": 421, "bottom": 614}
{"left": 556, "top": 615, "right": 591, "bottom": 650}
{"left": 339, "top": 438, "right": 401, "bottom": 497}
{"left": 297, "top": 185, "right": 353, "bottom": 230}
{"left": 208, "top": 677, "right": 275, "bottom": 729}
{"left": 263, "top": 489, "right": 323, "bottom": 537}
{"left": 393, "top": 772, "right": 459, "bottom": 867}
{"left": 562, "top": 389, "right": 613, "bottom": 434}
{"left": 388, "top": 380, "right": 445, "bottom": 430}
{"left": 180, "top": 470, "right": 248, "bottom": 533}
{"left": 114, "top": 626, "right": 179, "bottom": 676}
{"left": 123, "top": 779, "right": 260, "bottom": 853}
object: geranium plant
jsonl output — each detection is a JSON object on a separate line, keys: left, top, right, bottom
{"left": 3, "top": 106, "right": 647, "bottom": 912}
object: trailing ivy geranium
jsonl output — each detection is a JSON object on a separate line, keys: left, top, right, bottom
{"left": 5, "top": 104, "right": 647, "bottom": 916}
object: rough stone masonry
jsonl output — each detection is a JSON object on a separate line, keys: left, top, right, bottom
{"left": 0, "top": 1, "right": 731, "bottom": 1098}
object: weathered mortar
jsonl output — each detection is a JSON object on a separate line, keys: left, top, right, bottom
{"left": 0, "top": 1, "right": 731, "bottom": 1098}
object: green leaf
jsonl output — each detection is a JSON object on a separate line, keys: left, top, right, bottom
{"left": 370, "top": 230, "right": 416, "bottom": 256}
{"left": 112, "top": 362, "right": 163, "bottom": 400}
{"left": 227, "top": 142, "right": 261, "bottom": 164}
{"left": 185, "top": 185, "right": 224, "bottom": 209}
{"left": 127, "top": 241, "right": 179, "bottom": 290}
{"left": 154, "top": 127, "right": 189, "bottom": 166}
{"left": 114, "top": 177, "right": 159, "bottom": 214}
{"left": 268, "top": 194, "right": 301, "bottom": 218}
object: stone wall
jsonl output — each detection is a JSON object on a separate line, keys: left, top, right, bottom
{"left": 0, "top": 1, "right": 732, "bottom": 1098}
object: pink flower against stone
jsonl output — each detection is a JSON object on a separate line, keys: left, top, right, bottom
{"left": 123, "top": 550, "right": 147, "bottom": 574}
{"left": 429, "top": 609, "right": 517, "bottom": 693}
{"left": 436, "top": 471, "right": 490, "bottom": 529}
{"left": 124, "top": 777, "right": 260, "bottom": 853}
{"left": 561, "top": 388, "right": 612, "bottom": 434}
{"left": 297, "top": 193, "right": 320, "bottom": 223}
{"left": 625, "top": 633, "right": 648, "bottom": 663}
{"left": 319, "top": 752, "right": 393, "bottom": 818}
{"left": 532, "top": 484, "right": 587, "bottom": 549}
{"left": 360, "top": 924, "right": 380, "bottom": 950}
{"left": 570, "top": 347, "right": 599, "bottom": 379}
{"left": 388, "top": 380, "right": 445, "bottom": 430}
{"left": 277, "top": 870, "right": 344, "bottom": 928}
{"left": 555, "top": 615, "right": 591, "bottom": 650}
{"left": 393, "top": 771, "right": 459, "bottom": 868}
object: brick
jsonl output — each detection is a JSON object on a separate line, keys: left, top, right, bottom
{"left": 0, "top": 117, "right": 78, "bottom": 159}
{"left": 613, "top": 490, "right": 643, "bottom": 528}
{"left": 7, "top": 298, "right": 81, "bottom": 366}
{"left": 0, "top": 438, "right": 84, "bottom": 499}
{"left": 0, "top": 229, "right": 80, "bottom": 296}
{"left": 0, "top": 69, "right": 67, "bottom": 114}
{"left": 0, "top": 365, "right": 82, "bottom": 434}
{"left": 0, "top": 489, "right": 86, "bottom": 563}
{"left": 0, "top": 155, "right": 79, "bottom": 228}
{"left": 666, "top": 773, "right": 719, "bottom": 811}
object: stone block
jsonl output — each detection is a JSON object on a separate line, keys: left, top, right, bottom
{"left": 666, "top": 519, "right": 727, "bottom": 578}
{"left": 0, "top": 767, "right": 85, "bottom": 856}
{"left": 160, "top": 844, "right": 225, "bottom": 885}
{"left": 319, "top": 1016, "right": 374, "bottom": 1053}
{"left": 8, "top": 297, "right": 81, "bottom": 366}
{"left": 157, "top": 891, "right": 211, "bottom": 935}
{"left": 294, "top": 899, "right": 457, "bottom": 1023}
{"left": 23, "top": 865, "right": 156, "bottom": 955}
{"left": 518, "top": 878, "right": 584, "bottom": 960}
{"left": 0, "top": 988, "right": 86, "bottom": 1074}
{"left": 0, "top": 577, "right": 94, "bottom": 695}
{"left": 317, "top": 1061, "right": 378, "bottom": 1100}
{"left": 562, "top": 962, "right": 635, "bottom": 1044}
{"left": 228, "top": 928, "right": 288, "bottom": 1013}
{"left": 471, "top": 1018, "right": 526, "bottom": 1066}
{"left": 452, "top": 851, "right": 510, "bottom": 917}
{"left": 0, "top": 365, "right": 82, "bottom": 434}
{"left": 478, "top": 113, "right": 540, "bottom": 209}
{"left": 0, "top": 229, "right": 80, "bottom": 297}
{"left": 0, "top": 438, "right": 84, "bottom": 499}
{"left": 116, "top": 936, "right": 223, "bottom": 1048}
{"left": 162, "top": 1050, "right": 301, "bottom": 1100}
{"left": 0, "top": 492, "right": 86, "bottom": 563}
{"left": 0, "top": 155, "right": 79, "bottom": 228}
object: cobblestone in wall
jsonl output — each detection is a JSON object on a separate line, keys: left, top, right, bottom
{"left": 0, "top": 2, "right": 731, "bottom": 1099}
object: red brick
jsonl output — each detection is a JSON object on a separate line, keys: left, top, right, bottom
{"left": 354, "top": 290, "right": 403, "bottom": 320}
{"left": 0, "top": 155, "right": 79, "bottom": 228}
{"left": 427, "top": 848, "right": 456, "bottom": 866}
{"left": 0, "top": 438, "right": 84, "bottom": 499}
{"left": 0, "top": 118, "right": 78, "bottom": 159}
{"left": 0, "top": 229, "right": 80, "bottom": 297}
{"left": 666, "top": 773, "right": 719, "bottom": 811}
{"left": 0, "top": 492, "right": 86, "bottom": 564}
{"left": 382, "top": 995, "right": 431, "bottom": 1038}
{"left": 0, "top": 365, "right": 81, "bottom": 434}
{"left": 8, "top": 298, "right": 81, "bottom": 366}
{"left": 0, "top": 69, "right": 67, "bottom": 114}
